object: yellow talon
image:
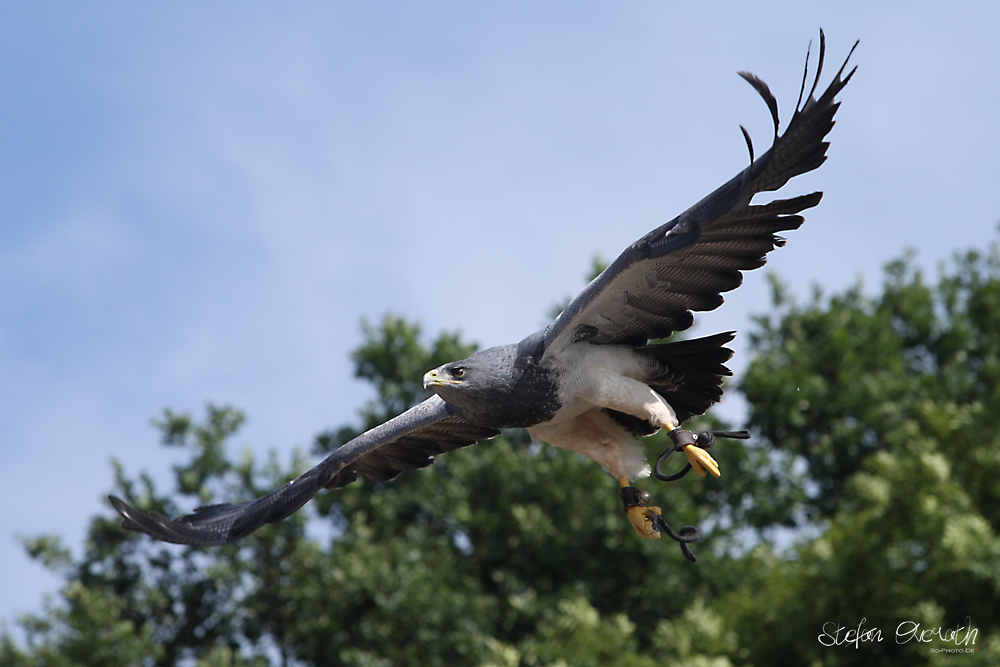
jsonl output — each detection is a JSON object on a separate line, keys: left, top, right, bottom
{"left": 618, "top": 478, "right": 662, "bottom": 539}
{"left": 683, "top": 444, "right": 720, "bottom": 477}
{"left": 626, "top": 504, "right": 662, "bottom": 540}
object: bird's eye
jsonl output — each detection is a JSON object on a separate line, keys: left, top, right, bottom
{"left": 451, "top": 367, "right": 465, "bottom": 378}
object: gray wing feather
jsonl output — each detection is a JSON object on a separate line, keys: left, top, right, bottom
{"left": 109, "top": 395, "right": 499, "bottom": 546}
{"left": 543, "top": 34, "right": 857, "bottom": 352}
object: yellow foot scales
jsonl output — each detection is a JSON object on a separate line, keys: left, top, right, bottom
{"left": 683, "top": 444, "right": 720, "bottom": 477}
{"left": 626, "top": 504, "right": 662, "bottom": 539}
{"left": 618, "top": 482, "right": 661, "bottom": 540}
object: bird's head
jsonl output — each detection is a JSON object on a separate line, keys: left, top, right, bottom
{"left": 421, "top": 337, "right": 559, "bottom": 429}
{"left": 423, "top": 347, "right": 507, "bottom": 397}
{"left": 421, "top": 345, "right": 522, "bottom": 426}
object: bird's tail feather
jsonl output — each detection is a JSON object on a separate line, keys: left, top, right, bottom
{"left": 606, "top": 332, "right": 735, "bottom": 435}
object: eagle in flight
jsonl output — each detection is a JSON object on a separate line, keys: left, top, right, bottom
{"left": 111, "top": 33, "right": 856, "bottom": 547}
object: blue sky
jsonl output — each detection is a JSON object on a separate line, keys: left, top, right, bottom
{"left": 2, "top": 2, "right": 999, "bottom": 626}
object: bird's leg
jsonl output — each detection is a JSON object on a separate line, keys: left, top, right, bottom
{"left": 589, "top": 377, "right": 719, "bottom": 475}
{"left": 618, "top": 478, "right": 661, "bottom": 540}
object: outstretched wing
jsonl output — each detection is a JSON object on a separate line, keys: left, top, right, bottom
{"left": 109, "top": 395, "right": 499, "bottom": 546}
{"left": 543, "top": 33, "right": 857, "bottom": 353}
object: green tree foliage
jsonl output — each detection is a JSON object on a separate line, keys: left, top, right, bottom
{"left": 719, "top": 244, "right": 1000, "bottom": 665}
{"left": 4, "top": 242, "right": 1000, "bottom": 665}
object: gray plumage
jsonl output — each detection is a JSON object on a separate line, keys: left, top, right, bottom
{"left": 428, "top": 331, "right": 562, "bottom": 429}
{"left": 110, "top": 33, "right": 856, "bottom": 546}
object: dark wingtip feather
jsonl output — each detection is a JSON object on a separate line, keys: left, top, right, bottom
{"left": 747, "top": 35, "right": 856, "bottom": 195}
{"left": 835, "top": 40, "right": 860, "bottom": 88}
{"left": 794, "top": 38, "right": 812, "bottom": 112}
{"left": 738, "top": 71, "right": 779, "bottom": 138}
{"left": 806, "top": 29, "right": 828, "bottom": 104}
{"left": 109, "top": 495, "right": 229, "bottom": 546}
{"left": 740, "top": 125, "right": 755, "bottom": 164}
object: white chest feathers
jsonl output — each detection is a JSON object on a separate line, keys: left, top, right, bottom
{"left": 527, "top": 343, "right": 679, "bottom": 481}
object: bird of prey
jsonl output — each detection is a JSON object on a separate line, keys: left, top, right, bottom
{"left": 111, "top": 33, "right": 856, "bottom": 547}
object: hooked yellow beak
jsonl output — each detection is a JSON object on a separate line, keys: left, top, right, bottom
{"left": 422, "top": 369, "right": 461, "bottom": 389}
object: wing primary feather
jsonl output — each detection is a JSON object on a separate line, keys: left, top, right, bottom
{"left": 794, "top": 37, "right": 812, "bottom": 113}
{"left": 737, "top": 71, "right": 779, "bottom": 139}
{"left": 740, "top": 125, "right": 755, "bottom": 164}
{"left": 806, "top": 30, "right": 828, "bottom": 106}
